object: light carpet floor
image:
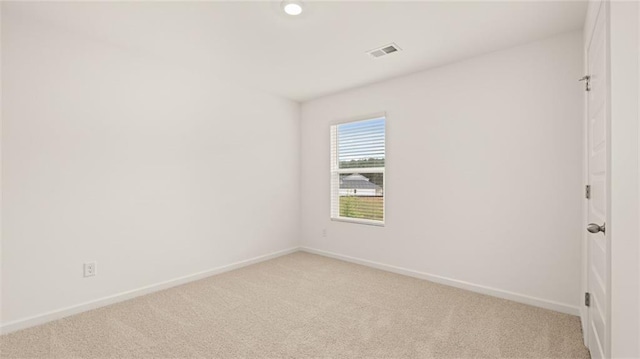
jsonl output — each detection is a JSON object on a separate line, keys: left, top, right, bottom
{"left": 1, "top": 251, "right": 589, "bottom": 358}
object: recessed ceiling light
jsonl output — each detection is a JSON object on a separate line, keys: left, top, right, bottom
{"left": 282, "top": 1, "right": 303, "bottom": 16}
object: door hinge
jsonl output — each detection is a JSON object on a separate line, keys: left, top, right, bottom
{"left": 585, "top": 292, "right": 591, "bottom": 307}
{"left": 585, "top": 185, "right": 591, "bottom": 199}
{"left": 579, "top": 75, "right": 591, "bottom": 91}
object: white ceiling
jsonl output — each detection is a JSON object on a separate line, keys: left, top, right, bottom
{"left": 6, "top": 1, "right": 587, "bottom": 102}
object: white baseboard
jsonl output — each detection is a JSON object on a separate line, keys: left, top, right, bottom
{"left": 300, "top": 247, "right": 581, "bottom": 316}
{"left": 2, "top": 245, "right": 581, "bottom": 335}
{"left": 0, "top": 247, "right": 299, "bottom": 335}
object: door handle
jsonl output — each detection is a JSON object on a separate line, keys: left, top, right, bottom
{"left": 587, "top": 222, "right": 606, "bottom": 234}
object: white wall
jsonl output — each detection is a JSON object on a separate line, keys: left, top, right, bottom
{"left": 1, "top": 7, "right": 300, "bottom": 327}
{"left": 301, "top": 31, "right": 584, "bottom": 314}
{"left": 609, "top": 1, "right": 640, "bottom": 357}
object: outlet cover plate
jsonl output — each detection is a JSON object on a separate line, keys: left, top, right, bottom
{"left": 84, "top": 262, "right": 96, "bottom": 277}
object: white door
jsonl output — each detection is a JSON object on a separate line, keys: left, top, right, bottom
{"left": 586, "top": 2, "right": 609, "bottom": 358}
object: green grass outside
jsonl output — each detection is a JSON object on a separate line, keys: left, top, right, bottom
{"left": 339, "top": 196, "right": 384, "bottom": 221}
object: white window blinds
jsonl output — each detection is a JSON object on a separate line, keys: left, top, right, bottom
{"left": 330, "top": 117, "right": 385, "bottom": 225}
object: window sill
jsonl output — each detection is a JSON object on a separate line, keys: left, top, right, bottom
{"left": 330, "top": 217, "right": 385, "bottom": 227}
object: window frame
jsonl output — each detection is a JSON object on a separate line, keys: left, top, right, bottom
{"left": 330, "top": 113, "right": 386, "bottom": 227}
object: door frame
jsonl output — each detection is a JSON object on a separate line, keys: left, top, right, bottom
{"left": 582, "top": 1, "right": 640, "bottom": 357}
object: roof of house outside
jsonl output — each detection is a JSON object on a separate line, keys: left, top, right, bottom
{"left": 340, "top": 174, "right": 381, "bottom": 190}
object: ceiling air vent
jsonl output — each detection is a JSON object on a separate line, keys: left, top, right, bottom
{"left": 367, "top": 43, "right": 402, "bottom": 58}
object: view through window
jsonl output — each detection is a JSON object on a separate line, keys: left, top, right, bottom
{"left": 330, "top": 117, "right": 385, "bottom": 224}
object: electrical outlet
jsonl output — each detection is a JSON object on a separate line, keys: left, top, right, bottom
{"left": 322, "top": 228, "right": 327, "bottom": 238}
{"left": 84, "top": 262, "right": 96, "bottom": 277}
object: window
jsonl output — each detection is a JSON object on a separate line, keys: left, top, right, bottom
{"left": 331, "top": 116, "right": 385, "bottom": 225}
